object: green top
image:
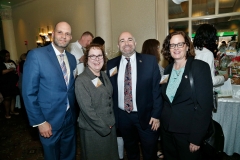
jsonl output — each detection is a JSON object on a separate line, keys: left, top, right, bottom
{"left": 166, "top": 67, "right": 185, "bottom": 102}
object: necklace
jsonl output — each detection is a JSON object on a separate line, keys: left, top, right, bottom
{"left": 175, "top": 69, "right": 182, "bottom": 76}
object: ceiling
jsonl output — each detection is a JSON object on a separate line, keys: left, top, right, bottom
{"left": 1, "top": 0, "right": 240, "bottom": 34}
{"left": 0, "top": 0, "right": 30, "bottom": 8}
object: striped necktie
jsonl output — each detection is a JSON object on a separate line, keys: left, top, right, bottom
{"left": 60, "top": 54, "right": 68, "bottom": 86}
{"left": 124, "top": 58, "right": 133, "bottom": 113}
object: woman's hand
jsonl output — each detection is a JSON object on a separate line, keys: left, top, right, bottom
{"left": 189, "top": 143, "right": 200, "bottom": 152}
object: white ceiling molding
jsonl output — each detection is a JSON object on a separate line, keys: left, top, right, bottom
{"left": 172, "top": 0, "right": 188, "bottom": 5}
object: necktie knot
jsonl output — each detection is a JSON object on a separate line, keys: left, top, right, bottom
{"left": 60, "top": 54, "right": 64, "bottom": 60}
{"left": 126, "top": 58, "right": 130, "bottom": 62}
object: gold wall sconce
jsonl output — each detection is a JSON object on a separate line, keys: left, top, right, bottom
{"left": 36, "top": 26, "right": 52, "bottom": 47}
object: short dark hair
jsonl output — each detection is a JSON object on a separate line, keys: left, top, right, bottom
{"left": 83, "top": 43, "right": 107, "bottom": 71}
{"left": 161, "top": 31, "right": 195, "bottom": 63}
{"left": 193, "top": 24, "right": 218, "bottom": 51}
{"left": 91, "top": 36, "right": 105, "bottom": 46}
{"left": 141, "top": 39, "right": 160, "bottom": 62}
{"left": 81, "top": 31, "right": 94, "bottom": 39}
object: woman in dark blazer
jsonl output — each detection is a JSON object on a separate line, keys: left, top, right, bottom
{"left": 160, "top": 31, "right": 213, "bottom": 160}
{"left": 75, "top": 44, "right": 118, "bottom": 160}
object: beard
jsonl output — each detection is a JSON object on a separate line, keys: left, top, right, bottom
{"left": 53, "top": 38, "right": 70, "bottom": 49}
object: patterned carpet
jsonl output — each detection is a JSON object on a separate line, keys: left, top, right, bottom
{"left": 0, "top": 105, "right": 239, "bottom": 160}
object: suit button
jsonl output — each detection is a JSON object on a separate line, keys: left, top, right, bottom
{"left": 65, "top": 103, "right": 67, "bottom": 105}
{"left": 110, "top": 112, "right": 112, "bottom": 114}
{"left": 109, "top": 96, "right": 111, "bottom": 99}
{"left": 109, "top": 104, "right": 111, "bottom": 107}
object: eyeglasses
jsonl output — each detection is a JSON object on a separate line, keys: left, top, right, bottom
{"left": 88, "top": 55, "right": 103, "bottom": 60}
{"left": 169, "top": 42, "right": 186, "bottom": 49}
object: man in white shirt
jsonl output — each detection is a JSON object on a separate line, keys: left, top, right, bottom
{"left": 68, "top": 31, "right": 94, "bottom": 75}
{"left": 107, "top": 32, "right": 162, "bottom": 160}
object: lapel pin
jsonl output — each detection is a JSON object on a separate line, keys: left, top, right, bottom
{"left": 185, "top": 75, "right": 188, "bottom": 78}
{"left": 139, "top": 60, "right": 142, "bottom": 63}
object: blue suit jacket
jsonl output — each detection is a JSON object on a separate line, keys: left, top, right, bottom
{"left": 22, "top": 44, "right": 76, "bottom": 130}
{"left": 106, "top": 53, "right": 162, "bottom": 130}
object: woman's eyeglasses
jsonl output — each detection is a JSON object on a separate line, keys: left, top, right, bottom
{"left": 88, "top": 55, "right": 103, "bottom": 60}
{"left": 169, "top": 42, "right": 186, "bottom": 49}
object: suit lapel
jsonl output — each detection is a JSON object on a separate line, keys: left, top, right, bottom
{"left": 102, "top": 71, "right": 112, "bottom": 95}
{"left": 136, "top": 53, "right": 143, "bottom": 93}
{"left": 66, "top": 52, "right": 74, "bottom": 87}
{"left": 85, "top": 67, "right": 110, "bottom": 95}
{"left": 110, "top": 56, "right": 121, "bottom": 92}
{"left": 47, "top": 45, "right": 68, "bottom": 88}
{"left": 162, "top": 62, "right": 173, "bottom": 104}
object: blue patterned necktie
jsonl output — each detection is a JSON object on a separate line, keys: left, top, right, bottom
{"left": 60, "top": 54, "right": 68, "bottom": 86}
{"left": 124, "top": 58, "right": 133, "bottom": 113}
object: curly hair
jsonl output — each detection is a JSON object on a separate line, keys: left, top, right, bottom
{"left": 193, "top": 24, "right": 218, "bottom": 51}
{"left": 83, "top": 43, "right": 107, "bottom": 71}
{"left": 161, "top": 31, "right": 195, "bottom": 63}
{"left": 141, "top": 39, "right": 160, "bottom": 62}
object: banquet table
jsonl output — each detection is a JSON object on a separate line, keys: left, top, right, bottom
{"left": 212, "top": 85, "right": 240, "bottom": 156}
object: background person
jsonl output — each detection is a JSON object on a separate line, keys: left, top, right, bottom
{"left": 0, "top": 49, "right": 19, "bottom": 119}
{"left": 193, "top": 24, "right": 228, "bottom": 86}
{"left": 107, "top": 32, "right": 162, "bottom": 160}
{"left": 160, "top": 31, "right": 213, "bottom": 159}
{"left": 75, "top": 44, "right": 118, "bottom": 160}
{"left": 68, "top": 31, "right": 94, "bottom": 75}
{"left": 22, "top": 21, "right": 77, "bottom": 160}
{"left": 91, "top": 36, "right": 105, "bottom": 47}
{"left": 141, "top": 39, "right": 164, "bottom": 76}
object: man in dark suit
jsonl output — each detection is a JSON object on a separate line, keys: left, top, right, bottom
{"left": 107, "top": 32, "right": 162, "bottom": 160}
{"left": 22, "top": 21, "right": 77, "bottom": 160}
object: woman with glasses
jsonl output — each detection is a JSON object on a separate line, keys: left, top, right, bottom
{"left": 75, "top": 44, "right": 118, "bottom": 160}
{"left": 160, "top": 31, "right": 213, "bottom": 159}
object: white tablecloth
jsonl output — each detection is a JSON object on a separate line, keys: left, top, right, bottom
{"left": 212, "top": 97, "right": 240, "bottom": 156}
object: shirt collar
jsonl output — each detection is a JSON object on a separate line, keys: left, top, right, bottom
{"left": 76, "top": 40, "right": 83, "bottom": 49}
{"left": 121, "top": 51, "right": 136, "bottom": 62}
{"left": 51, "top": 43, "right": 66, "bottom": 56}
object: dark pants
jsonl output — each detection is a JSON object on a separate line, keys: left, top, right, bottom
{"left": 160, "top": 126, "right": 201, "bottom": 160}
{"left": 118, "top": 109, "right": 159, "bottom": 160}
{"left": 39, "top": 109, "right": 76, "bottom": 160}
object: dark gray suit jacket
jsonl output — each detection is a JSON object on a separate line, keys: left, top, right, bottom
{"left": 75, "top": 67, "right": 115, "bottom": 136}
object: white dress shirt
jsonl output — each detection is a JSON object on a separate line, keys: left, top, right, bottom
{"left": 67, "top": 41, "right": 84, "bottom": 75}
{"left": 118, "top": 53, "right": 138, "bottom": 112}
{"left": 52, "top": 43, "right": 70, "bottom": 110}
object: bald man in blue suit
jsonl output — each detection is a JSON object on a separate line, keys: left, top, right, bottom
{"left": 22, "top": 22, "right": 77, "bottom": 160}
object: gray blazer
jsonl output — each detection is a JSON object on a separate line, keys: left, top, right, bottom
{"left": 75, "top": 67, "right": 115, "bottom": 136}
